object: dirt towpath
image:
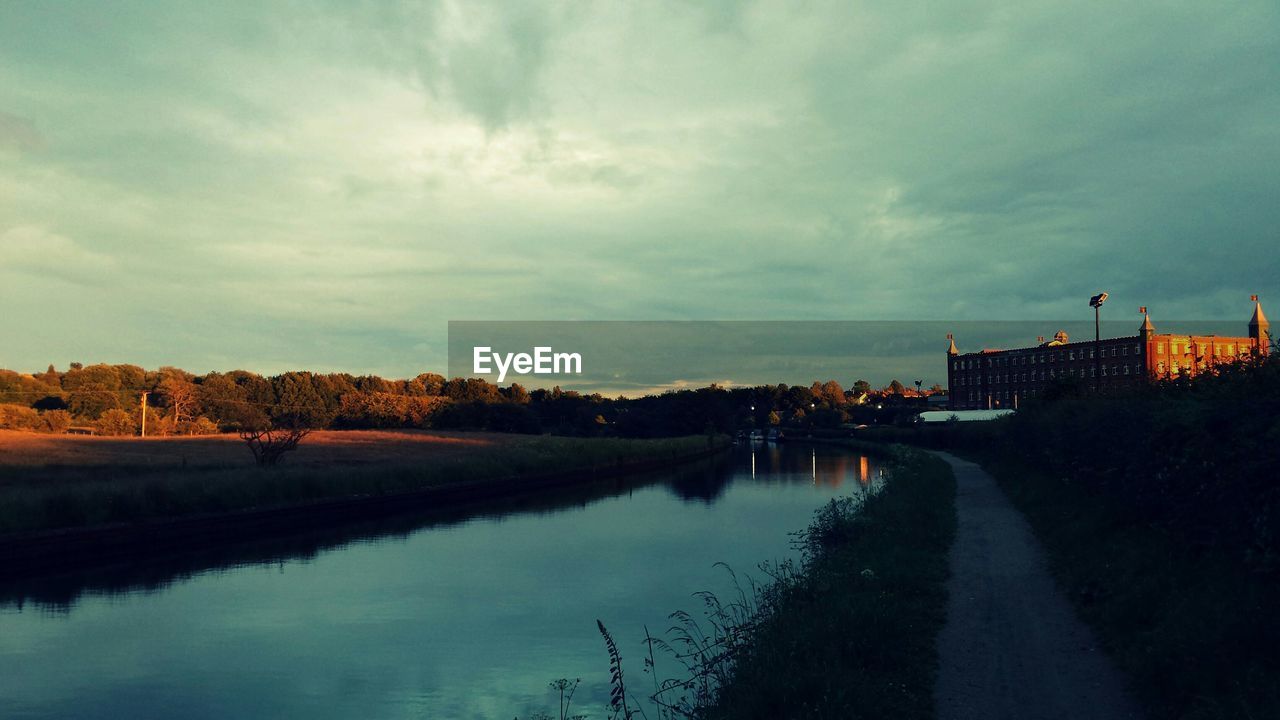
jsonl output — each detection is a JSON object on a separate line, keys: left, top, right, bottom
{"left": 933, "top": 452, "right": 1142, "bottom": 720}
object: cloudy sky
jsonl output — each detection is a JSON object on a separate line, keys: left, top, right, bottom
{"left": 2, "top": 0, "right": 1277, "bottom": 378}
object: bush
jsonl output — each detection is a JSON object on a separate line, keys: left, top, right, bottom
{"left": 96, "top": 408, "right": 137, "bottom": 436}
{"left": 0, "top": 404, "right": 43, "bottom": 431}
{"left": 42, "top": 409, "right": 72, "bottom": 434}
{"left": 184, "top": 416, "right": 220, "bottom": 435}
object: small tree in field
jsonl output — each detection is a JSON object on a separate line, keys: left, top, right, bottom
{"left": 239, "top": 427, "right": 310, "bottom": 466}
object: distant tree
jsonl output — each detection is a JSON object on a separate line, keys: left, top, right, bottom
{"left": 416, "top": 373, "right": 446, "bottom": 396}
{"left": 113, "top": 364, "right": 146, "bottom": 390}
{"left": 271, "top": 371, "right": 333, "bottom": 428}
{"left": 42, "top": 409, "right": 72, "bottom": 434}
{"left": 96, "top": 408, "right": 136, "bottom": 436}
{"left": 67, "top": 384, "right": 120, "bottom": 419}
{"left": 239, "top": 427, "right": 310, "bottom": 466}
{"left": 820, "top": 380, "right": 845, "bottom": 406}
{"left": 443, "top": 377, "right": 503, "bottom": 403}
{"left": 35, "top": 364, "right": 61, "bottom": 387}
{"left": 887, "top": 379, "right": 906, "bottom": 395}
{"left": 0, "top": 405, "right": 43, "bottom": 431}
{"left": 184, "top": 417, "right": 220, "bottom": 435}
{"left": 63, "top": 364, "right": 122, "bottom": 392}
{"left": 768, "top": 410, "right": 781, "bottom": 426}
{"left": 853, "top": 379, "right": 872, "bottom": 395}
{"left": 354, "top": 375, "right": 393, "bottom": 394}
{"left": 506, "top": 383, "right": 531, "bottom": 404}
{"left": 159, "top": 376, "right": 200, "bottom": 428}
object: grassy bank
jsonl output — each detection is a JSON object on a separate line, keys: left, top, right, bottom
{"left": 887, "top": 355, "right": 1280, "bottom": 720}
{"left": 686, "top": 443, "right": 956, "bottom": 719}
{"left": 0, "top": 433, "right": 725, "bottom": 535}
{"left": 980, "top": 452, "right": 1279, "bottom": 720}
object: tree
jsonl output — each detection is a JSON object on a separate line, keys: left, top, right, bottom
{"left": 415, "top": 373, "right": 446, "bottom": 396}
{"left": 271, "top": 371, "right": 332, "bottom": 428}
{"left": 853, "top": 379, "right": 872, "bottom": 395}
{"left": 43, "top": 409, "right": 72, "bottom": 433}
{"left": 96, "top": 408, "right": 136, "bottom": 436}
{"left": 239, "top": 427, "right": 310, "bottom": 466}
{"left": 887, "top": 379, "right": 906, "bottom": 395}
{"left": 67, "top": 384, "right": 120, "bottom": 419}
{"left": 159, "top": 376, "right": 200, "bottom": 428}
{"left": 820, "top": 380, "right": 845, "bottom": 406}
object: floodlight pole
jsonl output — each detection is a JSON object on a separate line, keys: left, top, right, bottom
{"left": 1093, "top": 302, "right": 1102, "bottom": 391}
{"left": 1089, "top": 291, "right": 1108, "bottom": 392}
{"left": 140, "top": 391, "right": 150, "bottom": 438}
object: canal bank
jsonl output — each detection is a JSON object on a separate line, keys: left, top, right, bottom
{"left": 0, "top": 434, "right": 729, "bottom": 579}
{"left": 663, "top": 442, "right": 957, "bottom": 720}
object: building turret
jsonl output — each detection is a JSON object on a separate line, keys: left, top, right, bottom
{"left": 1249, "top": 295, "right": 1269, "bottom": 354}
{"left": 1139, "top": 306, "right": 1155, "bottom": 340}
{"left": 947, "top": 333, "right": 958, "bottom": 356}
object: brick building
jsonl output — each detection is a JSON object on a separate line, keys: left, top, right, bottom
{"left": 946, "top": 299, "right": 1269, "bottom": 410}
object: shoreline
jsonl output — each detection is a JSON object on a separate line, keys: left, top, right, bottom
{"left": 0, "top": 440, "right": 729, "bottom": 580}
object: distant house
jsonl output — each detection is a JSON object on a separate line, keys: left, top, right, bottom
{"left": 66, "top": 426, "right": 96, "bottom": 435}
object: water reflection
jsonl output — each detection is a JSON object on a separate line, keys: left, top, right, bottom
{"left": 0, "top": 443, "right": 883, "bottom": 720}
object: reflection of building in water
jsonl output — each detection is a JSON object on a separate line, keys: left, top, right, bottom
{"left": 947, "top": 299, "right": 1270, "bottom": 410}
{"left": 747, "top": 445, "right": 881, "bottom": 489}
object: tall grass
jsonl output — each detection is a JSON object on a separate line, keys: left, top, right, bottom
{"left": 525, "top": 444, "right": 956, "bottom": 720}
{"left": 0, "top": 435, "right": 725, "bottom": 535}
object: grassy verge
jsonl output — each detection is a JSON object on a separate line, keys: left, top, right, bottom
{"left": 693, "top": 443, "right": 956, "bottom": 719}
{"left": 0, "top": 434, "right": 725, "bottom": 535}
{"left": 976, "top": 451, "right": 1280, "bottom": 720}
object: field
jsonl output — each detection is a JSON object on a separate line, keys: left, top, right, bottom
{"left": 0, "top": 429, "right": 722, "bottom": 535}
{"left": 0, "top": 428, "right": 526, "bottom": 470}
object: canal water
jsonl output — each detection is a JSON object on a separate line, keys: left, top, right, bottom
{"left": 0, "top": 443, "right": 883, "bottom": 719}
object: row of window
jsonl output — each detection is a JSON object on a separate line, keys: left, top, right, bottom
{"left": 952, "top": 344, "right": 1143, "bottom": 371}
{"left": 1155, "top": 342, "right": 1239, "bottom": 356}
{"left": 953, "top": 364, "right": 1145, "bottom": 385}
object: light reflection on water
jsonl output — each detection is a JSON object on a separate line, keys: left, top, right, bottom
{"left": 0, "top": 443, "right": 883, "bottom": 720}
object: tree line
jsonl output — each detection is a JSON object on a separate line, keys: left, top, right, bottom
{"left": 0, "top": 363, "right": 938, "bottom": 438}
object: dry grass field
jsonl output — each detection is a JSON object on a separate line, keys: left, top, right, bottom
{"left": 0, "top": 428, "right": 530, "bottom": 469}
{"left": 0, "top": 429, "right": 719, "bottom": 534}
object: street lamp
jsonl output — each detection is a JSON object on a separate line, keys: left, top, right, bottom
{"left": 1089, "top": 292, "right": 1108, "bottom": 389}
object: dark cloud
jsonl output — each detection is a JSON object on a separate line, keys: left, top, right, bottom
{"left": 0, "top": 0, "right": 1276, "bottom": 376}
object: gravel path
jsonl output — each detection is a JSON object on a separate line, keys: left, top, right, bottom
{"left": 933, "top": 452, "right": 1143, "bottom": 720}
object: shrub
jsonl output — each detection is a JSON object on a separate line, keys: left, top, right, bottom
{"left": 96, "top": 408, "right": 137, "bottom": 436}
{"left": 42, "top": 409, "right": 72, "bottom": 434}
{"left": 0, "top": 404, "right": 43, "bottom": 431}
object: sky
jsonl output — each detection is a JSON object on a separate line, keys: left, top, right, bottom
{"left": 2, "top": 0, "right": 1277, "bottom": 380}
